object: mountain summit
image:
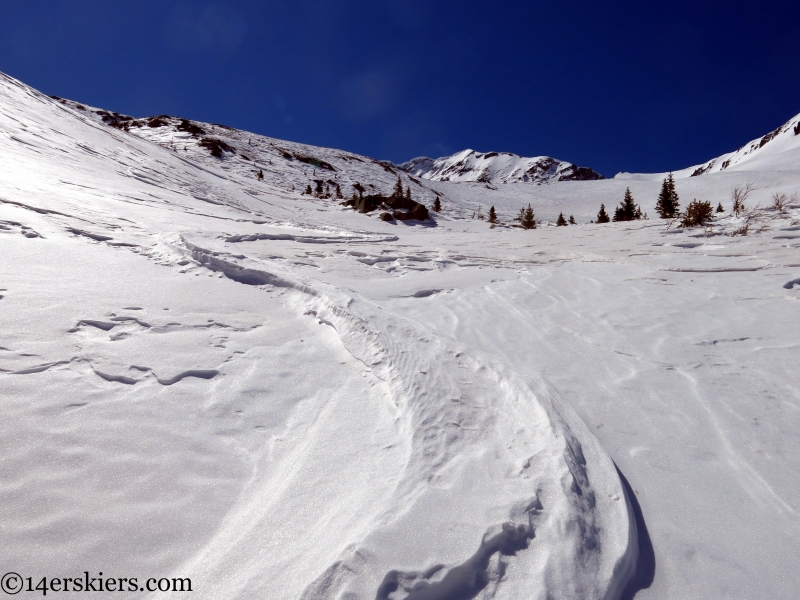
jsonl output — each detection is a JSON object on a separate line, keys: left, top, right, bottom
{"left": 397, "top": 149, "right": 604, "bottom": 184}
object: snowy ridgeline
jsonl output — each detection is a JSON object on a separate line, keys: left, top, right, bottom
{"left": 397, "top": 150, "right": 604, "bottom": 184}
{"left": 1, "top": 70, "right": 800, "bottom": 600}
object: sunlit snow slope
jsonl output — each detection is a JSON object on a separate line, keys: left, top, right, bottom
{"left": 398, "top": 149, "right": 604, "bottom": 184}
{"left": 616, "top": 110, "right": 800, "bottom": 181}
{"left": 2, "top": 71, "right": 800, "bottom": 600}
{"left": 0, "top": 74, "right": 635, "bottom": 599}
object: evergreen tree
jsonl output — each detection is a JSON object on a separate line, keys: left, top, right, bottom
{"left": 304, "top": 184, "right": 312, "bottom": 195}
{"left": 392, "top": 177, "right": 404, "bottom": 200}
{"left": 613, "top": 188, "right": 643, "bottom": 221}
{"left": 336, "top": 184, "right": 343, "bottom": 199}
{"left": 681, "top": 199, "right": 714, "bottom": 227}
{"left": 257, "top": 169, "right": 264, "bottom": 181}
{"left": 716, "top": 202, "right": 724, "bottom": 213}
{"left": 433, "top": 197, "right": 442, "bottom": 212}
{"left": 556, "top": 212, "right": 567, "bottom": 226}
{"left": 596, "top": 204, "right": 610, "bottom": 223}
{"left": 655, "top": 173, "right": 680, "bottom": 218}
{"left": 488, "top": 206, "right": 497, "bottom": 224}
{"left": 405, "top": 186, "right": 412, "bottom": 201}
{"left": 314, "top": 180, "right": 323, "bottom": 197}
{"left": 520, "top": 204, "right": 536, "bottom": 229}
{"left": 569, "top": 215, "right": 576, "bottom": 225}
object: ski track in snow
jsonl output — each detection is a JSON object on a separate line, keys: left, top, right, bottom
{"left": 2, "top": 71, "right": 800, "bottom": 599}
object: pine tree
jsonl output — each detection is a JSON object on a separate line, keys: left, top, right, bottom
{"left": 336, "top": 184, "right": 343, "bottom": 199}
{"left": 314, "top": 180, "right": 323, "bottom": 197}
{"left": 569, "top": 215, "right": 576, "bottom": 225}
{"left": 488, "top": 205, "right": 497, "bottom": 224}
{"left": 304, "top": 184, "right": 312, "bottom": 195}
{"left": 257, "top": 169, "right": 264, "bottom": 181}
{"left": 433, "top": 197, "right": 442, "bottom": 212}
{"left": 613, "top": 188, "right": 643, "bottom": 221}
{"left": 556, "top": 212, "right": 567, "bottom": 226}
{"left": 596, "top": 204, "right": 610, "bottom": 223}
{"left": 405, "top": 186, "right": 412, "bottom": 201}
{"left": 520, "top": 204, "right": 536, "bottom": 229}
{"left": 681, "top": 199, "right": 714, "bottom": 227}
{"left": 716, "top": 202, "right": 724, "bottom": 213}
{"left": 393, "top": 177, "right": 404, "bottom": 200}
{"left": 655, "top": 173, "right": 680, "bottom": 218}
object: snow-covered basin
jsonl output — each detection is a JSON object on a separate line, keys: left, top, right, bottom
{"left": 203, "top": 217, "right": 800, "bottom": 598}
{"left": 1, "top": 210, "right": 637, "bottom": 600}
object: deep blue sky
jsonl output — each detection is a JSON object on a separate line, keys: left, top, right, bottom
{"left": 1, "top": 1, "right": 799, "bottom": 176}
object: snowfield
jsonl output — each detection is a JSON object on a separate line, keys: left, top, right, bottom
{"left": 1, "top": 71, "right": 799, "bottom": 599}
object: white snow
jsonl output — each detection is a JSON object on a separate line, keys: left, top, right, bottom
{"left": 615, "top": 111, "right": 800, "bottom": 181}
{"left": 2, "top": 71, "right": 800, "bottom": 599}
{"left": 398, "top": 149, "right": 603, "bottom": 184}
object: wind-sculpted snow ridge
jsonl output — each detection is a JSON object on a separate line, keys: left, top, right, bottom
{"left": 398, "top": 149, "right": 604, "bottom": 184}
{"left": 174, "top": 233, "right": 637, "bottom": 600}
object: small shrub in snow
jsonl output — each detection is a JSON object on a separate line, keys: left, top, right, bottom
{"left": 681, "top": 199, "right": 714, "bottom": 227}
{"left": 727, "top": 206, "right": 775, "bottom": 236}
{"left": 770, "top": 192, "right": 787, "bottom": 211}
{"left": 730, "top": 181, "right": 754, "bottom": 216}
{"left": 569, "top": 215, "right": 576, "bottom": 225}
{"left": 596, "top": 204, "right": 610, "bottom": 223}
{"left": 716, "top": 202, "right": 724, "bottom": 213}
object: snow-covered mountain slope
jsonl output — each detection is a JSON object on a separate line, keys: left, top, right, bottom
{"left": 0, "top": 73, "right": 636, "bottom": 599}
{"left": 398, "top": 149, "right": 604, "bottom": 184}
{"left": 616, "top": 110, "right": 800, "bottom": 182}
{"left": 50, "top": 95, "right": 441, "bottom": 207}
{"left": 3, "top": 70, "right": 800, "bottom": 600}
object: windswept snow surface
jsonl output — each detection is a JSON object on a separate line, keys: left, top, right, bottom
{"left": 2, "top": 72, "right": 800, "bottom": 600}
